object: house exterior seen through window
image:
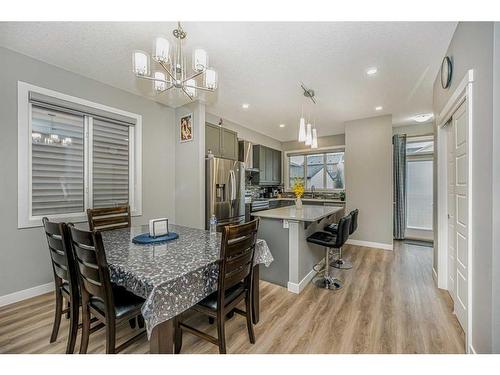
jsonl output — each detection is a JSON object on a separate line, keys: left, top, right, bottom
{"left": 288, "top": 151, "right": 344, "bottom": 191}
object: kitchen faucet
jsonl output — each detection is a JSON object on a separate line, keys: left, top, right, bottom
{"left": 311, "top": 185, "right": 316, "bottom": 199}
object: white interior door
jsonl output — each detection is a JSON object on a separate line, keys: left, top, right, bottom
{"left": 447, "top": 121, "right": 456, "bottom": 302}
{"left": 450, "top": 102, "right": 469, "bottom": 332}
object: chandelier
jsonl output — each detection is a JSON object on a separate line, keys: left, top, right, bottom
{"left": 297, "top": 83, "right": 318, "bottom": 149}
{"left": 132, "top": 22, "right": 218, "bottom": 100}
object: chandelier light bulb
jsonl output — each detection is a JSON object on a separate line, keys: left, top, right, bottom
{"left": 305, "top": 123, "right": 312, "bottom": 146}
{"left": 205, "top": 69, "right": 218, "bottom": 90}
{"left": 193, "top": 49, "right": 208, "bottom": 72}
{"left": 153, "top": 37, "right": 170, "bottom": 63}
{"left": 153, "top": 71, "right": 166, "bottom": 92}
{"left": 31, "top": 132, "right": 42, "bottom": 142}
{"left": 311, "top": 128, "right": 318, "bottom": 149}
{"left": 185, "top": 79, "right": 197, "bottom": 97}
{"left": 298, "top": 117, "right": 306, "bottom": 142}
{"left": 132, "top": 51, "right": 149, "bottom": 76}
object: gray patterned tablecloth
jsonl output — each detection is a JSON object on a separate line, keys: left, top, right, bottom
{"left": 101, "top": 224, "right": 273, "bottom": 338}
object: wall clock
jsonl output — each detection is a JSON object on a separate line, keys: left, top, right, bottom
{"left": 441, "top": 56, "right": 453, "bottom": 89}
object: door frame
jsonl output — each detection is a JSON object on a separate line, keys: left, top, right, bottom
{"left": 436, "top": 69, "right": 474, "bottom": 353}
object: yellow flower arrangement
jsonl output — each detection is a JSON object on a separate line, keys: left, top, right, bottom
{"left": 292, "top": 177, "right": 305, "bottom": 199}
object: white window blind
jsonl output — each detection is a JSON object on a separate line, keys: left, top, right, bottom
{"left": 92, "top": 119, "right": 130, "bottom": 208}
{"left": 31, "top": 106, "right": 85, "bottom": 216}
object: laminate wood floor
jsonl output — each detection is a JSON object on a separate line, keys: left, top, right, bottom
{"left": 0, "top": 241, "right": 465, "bottom": 354}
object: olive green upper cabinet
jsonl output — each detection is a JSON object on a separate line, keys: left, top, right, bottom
{"left": 221, "top": 128, "right": 238, "bottom": 160}
{"left": 205, "top": 123, "right": 238, "bottom": 160}
{"left": 205, "top": 123, "right": 220, "bottom": 156}
{"left": 253, "top": 145, "right": 282, "bottom": 185}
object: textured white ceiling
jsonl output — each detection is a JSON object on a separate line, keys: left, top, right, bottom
{"left": 0, "top": 22, "right": 456, "bottom": 141}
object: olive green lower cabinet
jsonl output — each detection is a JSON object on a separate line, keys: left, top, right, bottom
{"left": 205, "top": 123, "right": 238, "bottom": 160}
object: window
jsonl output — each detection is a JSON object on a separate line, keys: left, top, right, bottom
{"left": 406, "top": 160, "right": 433, "bottom": 230}
{"left": 18, "top": 82, "right": 142, "bottom": 228}
{"left": 406, "top": 138, "right": 433, "bottom": 231}
{"left": 287, "top": 150, "right": 345, "bottom": 190}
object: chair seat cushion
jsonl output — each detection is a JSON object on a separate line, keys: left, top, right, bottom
{"left": 90, "top": 285, "right": 144, "bottom": 319}
{"left": 324, "top": 223, "right": 338, "bottom": 234}
{"left": 197, "top": 283, "right": 245, "bottom": 311}
{"left": 307, "top": 231, "right": 337, "bottom": 247}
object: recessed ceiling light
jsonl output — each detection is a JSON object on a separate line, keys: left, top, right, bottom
{"left": 242, "top": 103, "right": 249, "bottom": 109}
{"left": 375, "top": 106, "right": 383, "bottom": 111}
{"left": 366, "top": 67, "right": 378, "bottom": 76}
{"left": 413, "top": 113, "right": 434, "bottom": 123}
{"left": 279, "top": 124, "right": 286, "bottom": 128}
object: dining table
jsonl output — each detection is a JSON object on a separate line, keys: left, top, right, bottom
{"left": 99, "top": 223, "right": 274, "bottom": 354}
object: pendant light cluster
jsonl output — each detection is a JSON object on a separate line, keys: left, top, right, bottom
{"left": 298, "top": 84, "right": 318, "bottom": 149}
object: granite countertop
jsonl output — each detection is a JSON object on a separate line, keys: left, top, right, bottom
{"left": 270, "top": 197, "right": 346, "bottom": 204}
{"left": 251, "top": 205, "right": 343, "bottom": 222}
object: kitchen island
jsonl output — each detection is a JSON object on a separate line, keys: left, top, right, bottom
{"left": 252, "top": 205, "right": 344, "bottom": 293}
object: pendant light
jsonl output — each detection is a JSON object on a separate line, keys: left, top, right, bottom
{"left": 298, "top": 117, "right": 306, "bottom": 142}
{"left": 305, "top": 122, "right": 312, "bottom": 146}
{"left": 311, "top": 128, "right": 318, "bottom": 149}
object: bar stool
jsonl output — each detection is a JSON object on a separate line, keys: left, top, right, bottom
{"left": 306, "top": 214, "right": 352, "bottom": 290}
{"left": 324, "top": 209, "right": 358, "bottom": 270}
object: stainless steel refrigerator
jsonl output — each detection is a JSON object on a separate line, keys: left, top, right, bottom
{"left": 206, "top": 157, "right": 245, "bottom": 231}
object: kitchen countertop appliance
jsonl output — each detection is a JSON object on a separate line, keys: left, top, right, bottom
{"left": 206, "top": 157, "right": 245, "bottom": 231}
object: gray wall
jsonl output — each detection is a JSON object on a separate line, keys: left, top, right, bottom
{"left": 206, "top": 112, "right": 282, "bottom": 151}
{"left": 492, "top": 22, "right": 500, "bottom": 354}
{"left": 281, "top": 134, "right": 345, "bottom": 151}
{"left": 175, "top": 102, "right": 206, "bottom": 229}
{"left": 392, "top": 122, "right": 434, "bottom": 136}
{"left": 344, "top": 115, "right": 393, "bottom": 246}
{"left": 0, "top": 47, "right": 176, "bottom": 297}
{"left": 432, "top": 22, "right": 494, "bottom": 353}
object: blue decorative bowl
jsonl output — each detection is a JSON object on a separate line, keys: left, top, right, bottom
{"left": 132, "top": 232, "right": 179, "bottom": 244}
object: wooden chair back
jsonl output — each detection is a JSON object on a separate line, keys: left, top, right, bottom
{"left": 218, "top": 219, "right": 259, "bottom": 301}
{"left": 87, "top": 205, "right": 131, "bottom": 231}
{"left": 42, "top": 218, "right": 79, "bottom": 298}
{"left": 68, "top": 225, "right": 114, "bottom": 318}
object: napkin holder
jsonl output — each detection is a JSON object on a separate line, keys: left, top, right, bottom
{"left": 149, "top": 218, "right": 169, "bottom": 238}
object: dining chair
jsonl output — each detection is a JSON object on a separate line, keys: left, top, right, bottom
{"left": 175, "top": 218, "right": 260, "bottom": 354}
{"left": 87, "top": 205, "right": 131, "bottom": 231}
{"left": 67, "top": 224, "right": 146, "bottom": 354}
{"left": 42, "top": 218, "right": 80, "bottom": 354}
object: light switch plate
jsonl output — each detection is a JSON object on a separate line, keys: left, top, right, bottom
{"left": 283, "top": 220, "right": 289, "bottom": 229}
{"left": 149, "top": 218, "right": 169, "bottom": 237}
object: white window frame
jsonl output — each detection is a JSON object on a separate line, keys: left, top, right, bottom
{"left": 18, "top": 81, "right": 142, "bottom": 228}
{"left": 283, "top": 145, "right": 346, "bottom": 192}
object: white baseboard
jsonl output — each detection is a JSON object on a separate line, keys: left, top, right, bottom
{"left": 287, "top": 267, "right": 318, "bottom": 294}
{"left": 346, "top": 239, "right": 393, "bottom": 251}
{"left": 0, "top": 282, "right": 54, "bottom": 308}
{"left": 432, "top": 267, "right": 438, "bottom": 284}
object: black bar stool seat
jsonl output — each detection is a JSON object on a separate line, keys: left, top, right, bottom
{"left": 324, "top": 209, "right": 358, "bottom": 269}
{"left": 307, "top": 231, "right": 337, "bottom": 247}
{"left": 307, "top": 214, "right": 351, "bottom": 291}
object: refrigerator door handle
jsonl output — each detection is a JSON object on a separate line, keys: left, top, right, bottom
{"left": 229, "top": 170, "right": 236, "bottom": 202}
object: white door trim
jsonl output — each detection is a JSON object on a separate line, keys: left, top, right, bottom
{"left": 436, "top": 69, "right": 474, "bottom": 354}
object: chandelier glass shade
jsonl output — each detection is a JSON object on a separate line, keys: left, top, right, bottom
{"left": 133, "top": 22, "right": 218, "bottom": 100}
